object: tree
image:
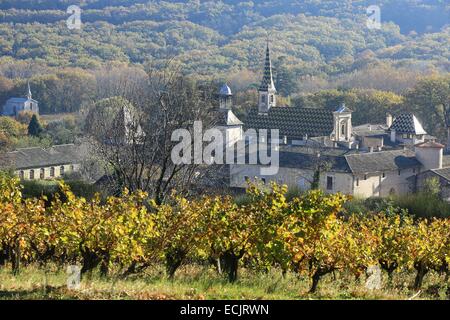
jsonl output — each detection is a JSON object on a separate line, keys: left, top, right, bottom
{"left": 279, "top": 190, "right": 349, "bottom": 293}
{"left": 27, "top": 114, "right": 43, "bottom": 137}
{"left": 84, "top": 64, "right": 219, "bottom": 203}
{"left": 403, "top": 75, "right": 450, "bottom": 140}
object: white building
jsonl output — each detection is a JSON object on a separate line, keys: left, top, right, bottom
{"left": 2, "top": 82, "right": 39, "bottom": 116}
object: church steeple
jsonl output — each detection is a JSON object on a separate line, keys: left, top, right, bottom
{"left": 258, "top": 40, "right": 276, "bottom": 114}
{"left": 259, "top": 42, "right": 276, "bottom": 92}
{"left": 27, "top": 81, "right": 32, "bottom": 100}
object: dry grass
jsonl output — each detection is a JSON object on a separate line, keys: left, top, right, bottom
{"left": 0, "top": 264, "right": 448, "bottom": 300}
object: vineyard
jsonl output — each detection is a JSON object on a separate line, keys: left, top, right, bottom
{"left": 0, "top": 172, "right": 449, "bottom": 297}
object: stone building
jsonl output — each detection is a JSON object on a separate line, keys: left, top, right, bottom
{"left": 222, "top": 42, "right": 450, "bottom": 200}
{"left": 1, "top": 82, "right": 39, "bottom": 116}
{"left": 0, "top": 144, "right": 83, "bottom": 180}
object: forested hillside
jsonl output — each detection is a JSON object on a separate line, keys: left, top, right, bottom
{"left": 0, "top": 0, "right": 448, "bottom": 77}
{"left": 0, "top": 1, "right": 448, "bottom": 143}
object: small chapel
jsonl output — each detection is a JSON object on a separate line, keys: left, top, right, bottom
{"left": 2, "top": 82, "right": 39, "bottom": 117}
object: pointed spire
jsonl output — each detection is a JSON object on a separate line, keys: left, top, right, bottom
{"left": 27, "top": 81, "right": 32, "bottom": 100}
{"left": 259, "top": 40, "right": 276, "bottom": 92}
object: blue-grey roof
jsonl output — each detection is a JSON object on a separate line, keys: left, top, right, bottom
{"left": 5, "top": 97, "right": 38, "bottom": 104}
{"left": 239, "top": 146, "right": 421, "bottom": 175}
{"left": 219, "top": 84, "right": 232, "bottom": 96}
{"left": 0, "top": 144, "right": 85, "bottom": 170}
{"left": 345, "top": 149, "right": 421, "bottom": 174}
{"left": 389, "top": 113, "right": 427, "bottom": 135}
{"left": 335, "top": 103, "right": 353, "bottom": 113}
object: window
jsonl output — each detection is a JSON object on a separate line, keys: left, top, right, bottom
{"left": 356, "top": 178, "right": 359, "bottom": 187}
{"left": 364, "top": 175, "right": 367, "bottom": 180}
{"left": 382, "top": 172, "right": 386, "bottom": 178}
{"left": 50, "top": 167, "right": 55, "bottom": 177}
{"left": 29, "top": 170, "right": 34, "bottom": 180}
{"left": 40, "top": 168, "right": 45, "bottom": 179}
{"left": 327, "top": 176, "right": 333, "bottom": 191}
{"left": 341, "top": 124, "right": 346, "bottom": 136}
{"left": 261, "top": 95, "right": 265, "bottom": 103}
{"left": 19, "top": 171, "right": 24, "bottom": 180}
{"left": 244, "top": 176, "right": 249, "bottom": 182}
{"left": 413, "top": 168, "right": 416, "bottom": 173}
{"left": 60, "top": 166, "right": 65, "bottom": 176}
{"left": 70, "top": 165, "right": 75, "bottom": 171}
{"left": 270, "top": 95, "right": 274, "bottom": 103}
{"left": 261, "top": 178, "right": 266, "bottom": 184}
{"left": 398, "top": 170, "right": 401, "bottom": 176}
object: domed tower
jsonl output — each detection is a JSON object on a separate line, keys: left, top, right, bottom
{"left": 216, "top": 84, "right": 243, "bottom": 147}
{"left": 219, "top": 83, "right": 233, "bottom": 110}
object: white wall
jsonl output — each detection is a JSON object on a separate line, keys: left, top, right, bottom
{"left": 353, "top": 167, "right": 419, "bottom": 198}
{"left": 230, "top": 164, "right": 353, "bottom": 195}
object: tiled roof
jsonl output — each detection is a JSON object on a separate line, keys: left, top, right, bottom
{"left": 279, "top": 150, "right": 351, "bottom": 173}
{"left": 431, "top": 167, "right": 450, "bottom": 181}
{"left": 415, "top": 141, "right": 445, "bottom": 148}
{"left": 353, "top": 123, "right": 388, "bottom": 137}
{"left": 389, "top": 113, "right": 427, "bottom": 135}
{"left": 213, "top": 109, "right": 243, "bottom": 126}
{"left": 345, "top": 149, "right": 421, "bottom": 174}
{"left": 245, "top": 107, "right": 334, "bottom": 139}
{"left": 0, "top": 144, "right": 85, "bottom": 170}
{"left": 259, "top": 43, "right": 276, "bottom": 92}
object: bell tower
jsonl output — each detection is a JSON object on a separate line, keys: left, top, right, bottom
{"left": 27, "top": 81, "right": 32, "bottom": 100}
{"left": 219, "top": 84, "right": 233, "bottom": 110}
{"left": 258, "top": 41, "right": 277, "bottom": 114}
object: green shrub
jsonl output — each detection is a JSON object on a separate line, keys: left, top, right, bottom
{"left": 393, "top": 193, "right": 450, "bottom": 218}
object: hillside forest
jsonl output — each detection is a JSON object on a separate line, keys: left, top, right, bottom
{"left": 0, "top": 0, "right": 448, "bottom": 150}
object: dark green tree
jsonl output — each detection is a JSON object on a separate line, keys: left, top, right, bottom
{"left": 27, "top": 114, "right": 43, "bottom": 137}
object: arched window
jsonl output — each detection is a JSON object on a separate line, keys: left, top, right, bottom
{"left": 40, "top": 168, "right": 45, "bottom": 179}
{"left": 341, "top": 124, "right": 346, "bottom": 136}
{"left": 50, "top": 167, "right": 55, "bottom": 178}
{"left": 29, "top": 169, "right": 35, "bottom": 180}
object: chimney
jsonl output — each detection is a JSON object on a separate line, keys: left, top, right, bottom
{"left": 415, "top": 141, "right": 444, "bottom": 170}
{"left": 386, "top": 113, "right": 393, "bottom": 128}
